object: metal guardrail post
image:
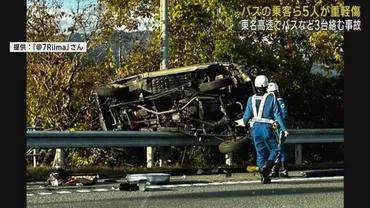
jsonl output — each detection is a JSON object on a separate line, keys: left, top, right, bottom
{"left": 28, "top": 126, "right": 43, "bottom": 168}
{"left": 146, "top": 147, "right": 154, "bottom": 168}
{"left": 158, "top": 0, "right": 171, "bottom": 168}
{"left": 33, "top": 149, "right": 37, "bottom": 167}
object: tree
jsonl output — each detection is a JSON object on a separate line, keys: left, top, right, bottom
{"left": 99, "top": 0, "right": 344, "bottom": 73}
{"left": 96, "top": 0, "right": 344, "bottom": 166}
{"left": 27, "top": 0, "right": 344, "bottom": 168}
{"left": 27, "top": 0, "right": 117, "bottom": 168}
{"left": 99, "top": 0, "right": 344, "bottom": 127}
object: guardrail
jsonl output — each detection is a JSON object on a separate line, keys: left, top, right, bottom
{"left": 26, "top": 129, "right": 343, "bottom": 148}
{"left": 27, "top": 129, "right": 343, "bottom": 166}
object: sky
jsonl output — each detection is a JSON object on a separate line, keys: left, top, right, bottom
{"left": 50, "top": 0, "right": 155, "bottom": 32}
{"left": 55, "top": 0, "right": 97, "bottom": 30}
{"left": 61, "top": 0, "right": 96, "bottom": 10}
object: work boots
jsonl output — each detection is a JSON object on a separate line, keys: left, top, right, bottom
{"left": 279, "top": 162, "right": 289, "bottom": 178}
{"left": 269, "top": 163, "right": 280, "bottom": 177}
{"left": 260, "top": 160, "right": 274, "bottom": 184}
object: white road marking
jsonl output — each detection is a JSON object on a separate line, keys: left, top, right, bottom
{"left": 94, "top": 189, "right": 108, "bottom": 192}
{"left": 192, "top": 183, "right": 208, "bottom": 186}
{"left": 222, "top": 181, "right": 239, "bottom": 185}
{"left": 76, "top": 189, "right": 91, "bottom": 193}
{"left": 94, "top": 189, "right": 109, "bottom": 192}
{"left": 38, "top": 192, "right": 52, "bottom": 195}
{"left": 237, "top": 181, "right": 260, "bottom": 184}
{"left": 57, "top": 191, "right": 72, "bottom": 194}
{"left": 160, "top": 185, "right": 178, "bottom": 188}
{"left": 175, "top": 184, "right": 193, "bottom": 187}
{"left": 147, "top": 185, "right": 161, "bottom": 189}
{"left": 208, "top": 182, "right": 224, "bottom": 185}
{"left": 27, "top": 194, "right": 34, "bottom": 197}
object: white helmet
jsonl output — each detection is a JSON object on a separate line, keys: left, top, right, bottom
{"left": 267, "top": 82, "right": 279, "bottom": 92}
{"left": 254, "top": 75, "right": 269, "bottom": 88}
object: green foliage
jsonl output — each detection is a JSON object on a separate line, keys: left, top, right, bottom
{"left": 27, "top": 0, "right": 344, "bottom": 168}
{"left": 27, "top": 0, "right": 118, "bottom": 166}
{"left": 116, "top": 42, "right": 162, "bottom": 78}
{"left": 27, "top": 0, "right": 116, "bottom": 130}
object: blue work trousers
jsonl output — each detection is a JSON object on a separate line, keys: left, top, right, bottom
{"left": 251, "top": 123, "right": 280, "bottom": 168}
{"left": 275, "top": 130, "right": 287, "bottom": 163}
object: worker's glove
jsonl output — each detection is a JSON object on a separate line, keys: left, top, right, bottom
{"left": 235, "top": 118, "right": 245, "bottom": 127}
{"left": 283, "top": 130, "right": 289, "bottom": 137}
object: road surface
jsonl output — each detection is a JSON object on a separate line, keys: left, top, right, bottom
{"left": 27, "top": 176, "right": 343, "bottom": 208}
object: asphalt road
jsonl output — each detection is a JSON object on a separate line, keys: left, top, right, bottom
{"left": 27, "top": 176, "right": 343, "bottom": 208}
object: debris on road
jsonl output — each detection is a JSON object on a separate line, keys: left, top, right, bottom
{"left": 246, "top": 166, "right": 260, "bottom": 173}
{"left": 46, "top": 167, "right": 69, "bottom": 186}
{"left": 126, "top": 173, "right": 170, "bottom": 185}
{"left": 113, "top": 180, "right": 147, "bottom": 192}
{"left": 46, "top": 167, "right": 98, "bottom": 187}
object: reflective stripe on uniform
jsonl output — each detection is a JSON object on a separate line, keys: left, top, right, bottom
{"left": 251, "top": 117, "right": 275, "bottom": 124}
{"left": 250, "top": 93, "right": 275, "bottom": 125}
{"left": 251, "top": 95, "right": 263, "bottom": 118}
{"left": 257, "top": 93, "right": 269, "bottom": 118}
{"left": 251, "top": 95, "right": 262, "bottom": 127}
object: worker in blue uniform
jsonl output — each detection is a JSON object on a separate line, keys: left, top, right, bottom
{"left": 242, "top": 75, "right": 289, "bottom": 183}
{"left": 267, "top": 82, "right": 289, "bottom": 177}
